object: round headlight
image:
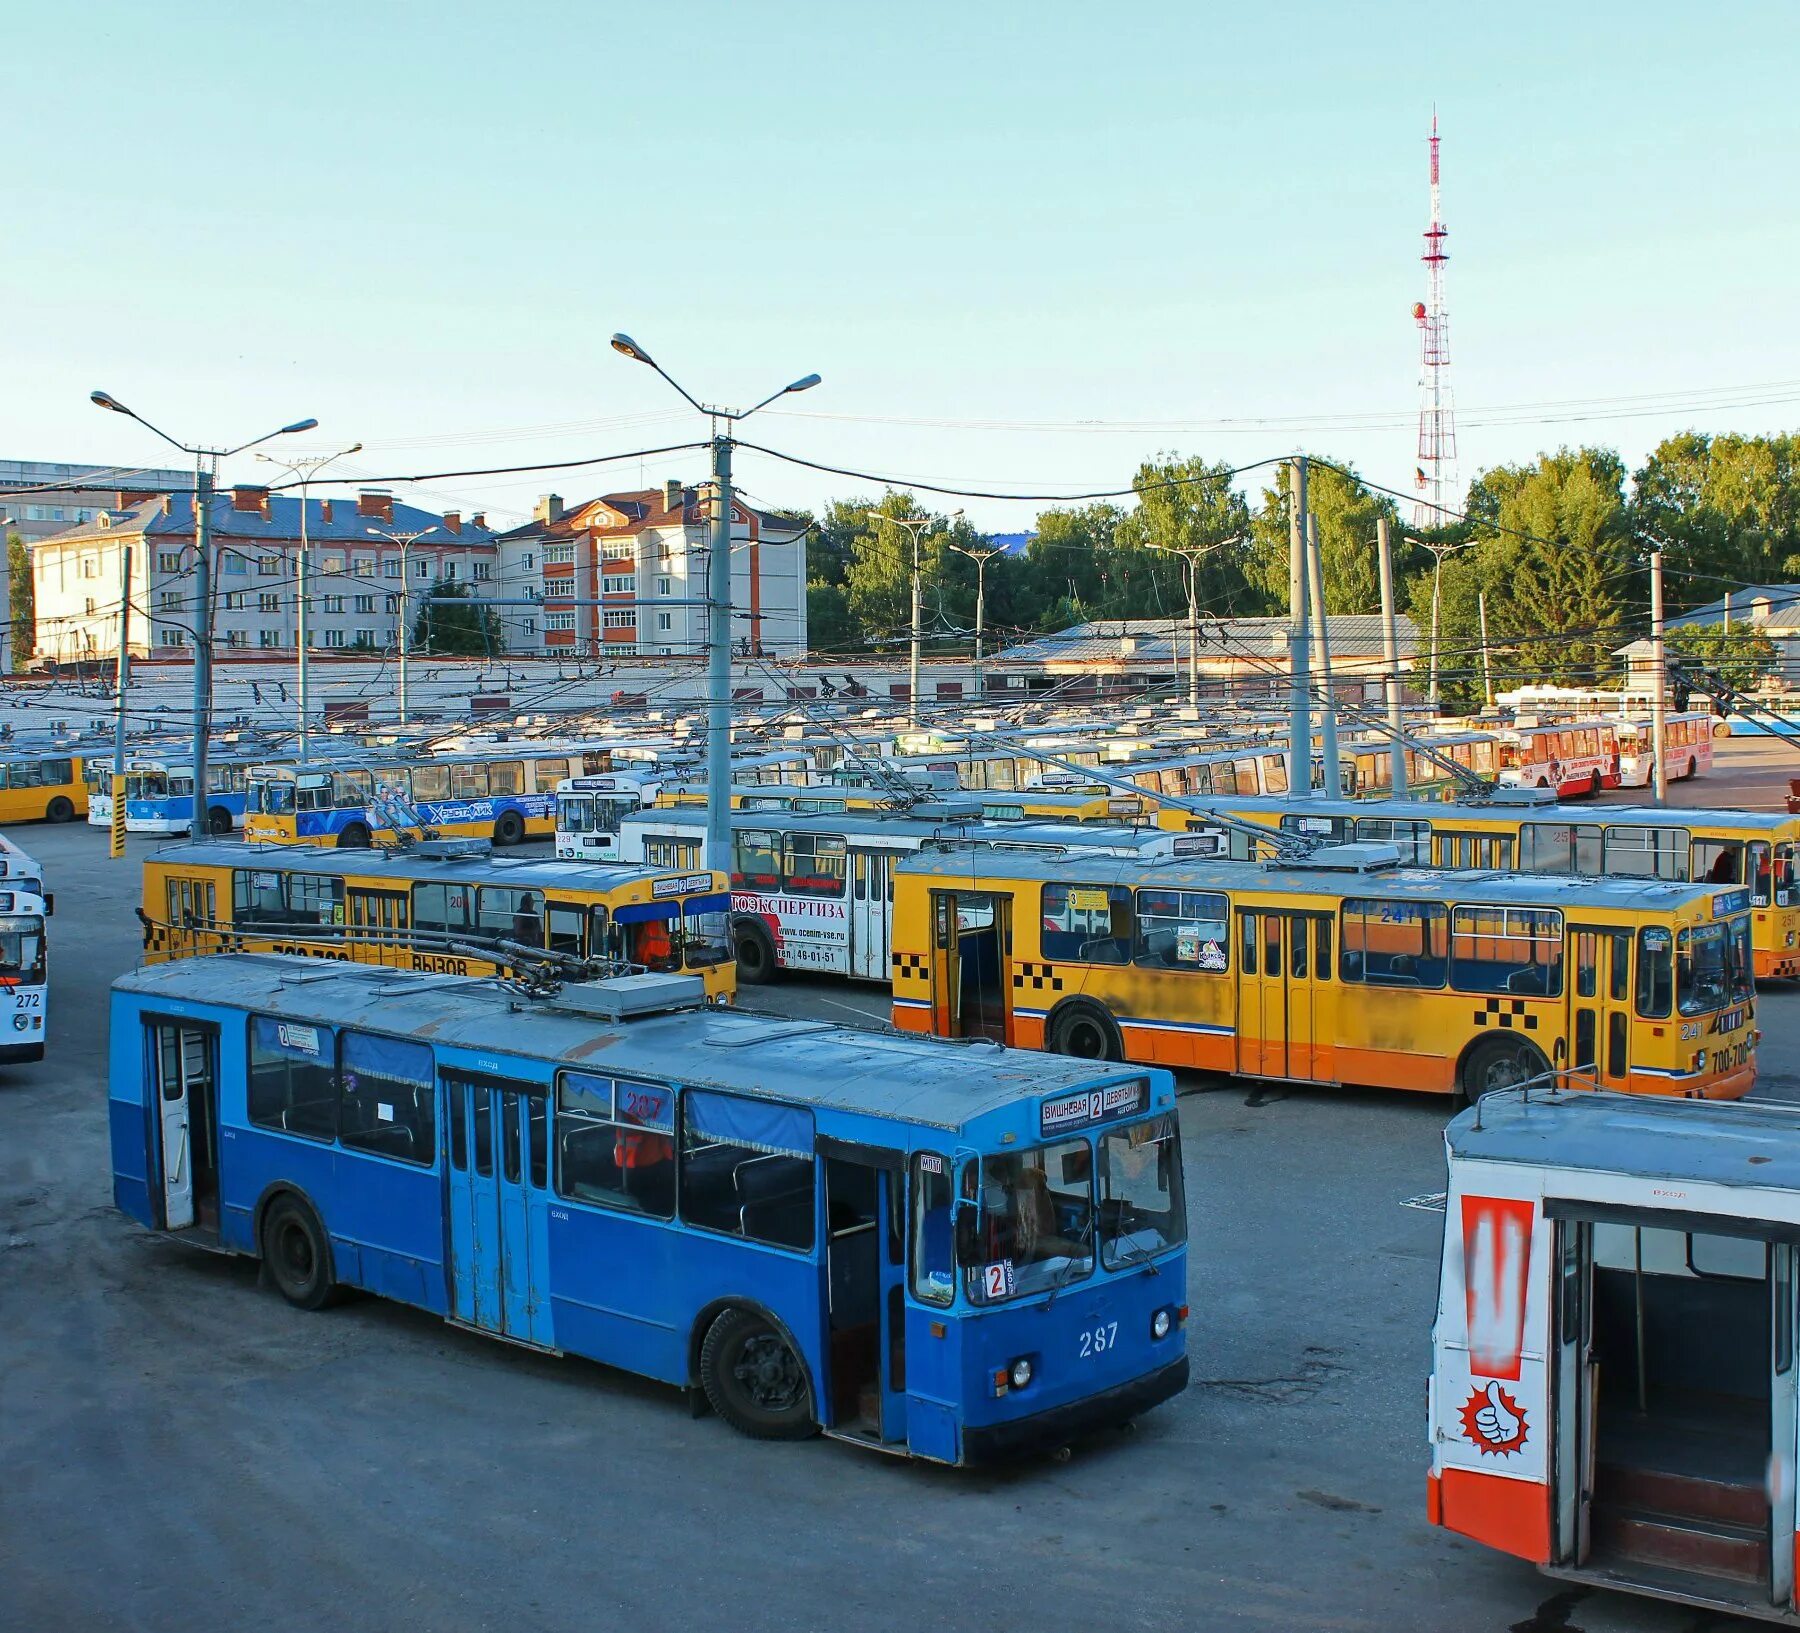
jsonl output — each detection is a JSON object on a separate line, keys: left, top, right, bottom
{"left": 1010, "top": 1357, "right": 1033, "bottom": 1389}
{"left": 11, "top": 1014, "right": 27, "bottom": 1032}
{"left": 1151, "top": 1308, "right": 1172, "bottom": 1340}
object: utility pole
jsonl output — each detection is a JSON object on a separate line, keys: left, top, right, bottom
{"left": 948, "top": 539, "right": 1003, "bottom": 699}
{"left": 1305, "top": 512, "right": 1339, "bottom": 795}
{"left": 1286, "top": 457, "right": 1313, "bottom": 795}
{"left": 110, "top": 543, "right": 132, "bottom": 860}
{"left": 1427, "top": 542, "right": 1448, "bottom": 707}
{"left": 868, "top": 510, "right": 957, "bottom": 731}
{"left": 367, "top": 523, "right": 442, "bottom": 730}
{"left": 611, "top": 333, "right": 820, "bottom": 874}
{"left": 1478, "top": 590, "right": 1494, "bottom": 707}
{"left": 1650, "top": 547, "right": 1668, "bottom": 805}
{"left": 1376, "top": 517, "right": 1407, "bottom": 796}
{"left": 1152, "top": 541, "right": 1226, "bottom": 710}
{"left": 89, "top": 391, "right": 316, "bottom": 835}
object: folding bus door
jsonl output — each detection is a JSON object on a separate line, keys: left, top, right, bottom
{"left": 347, "top": 887, "right": 408, "bottom": 967}
{"left": 849, "top": 848, "right": 893, "bottom": 980}
{"left": 1235, "top": 909, "right": 1332, "bottom": 1082}
{"left": 1568, "top": 926, "right": 1632, "bottom": 1090}
{"left": 148, "top": 1019, "right": 219, "bottom": 1234}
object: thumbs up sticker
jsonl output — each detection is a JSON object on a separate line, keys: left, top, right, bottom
{"left": 1459, "top": 1380, "right": 1528, "bottom": 1456}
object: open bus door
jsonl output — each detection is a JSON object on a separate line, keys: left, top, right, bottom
{"left": 929, "top": 891, "right": 1010, "bottom": 1043}
{"left": 822, "top": 1147, "right": 909, "bottom": 1449}
{"left": 1552, "top": 1219, "right": 1598, "bottom": 1565}
{"left": 148, "top": 1018, "right": 218, "bottom": 1235}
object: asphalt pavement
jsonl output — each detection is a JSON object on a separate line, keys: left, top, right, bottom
{"left": 4, "top": 802, "right": 1798, "bottom": 1632}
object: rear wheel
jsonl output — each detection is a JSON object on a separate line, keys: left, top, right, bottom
{"left": 1049, "top": 1002, "right": 1121, "bottom": 1062}
{"left": 337, "top": 822, "right": 371, "bottom": 849}
{"left": 733, "top": 922, "right": 778, "bottom": 984}
{"left": 261, "top": 1196, "right": 340, "bottom": 1311}
{"left": 699, "top": 1310, "right": 815, "bottom": 1440}
{"left": 1459, "top": 1037, "right": 1551, "bottom": 1106}
{"left": 44, "top": 796, "right": 73, "bottom": 823}
{"left": 206, "top": 805, "right": 233, "bottom": 836}
{"left": 493, "top": 810, "right": 525, "bottom": 846}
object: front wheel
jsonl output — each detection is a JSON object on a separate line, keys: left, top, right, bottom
{"left": 1459, "top": 1037, "right": 1551, "bottom": 1106}
{"left": 45, "top": 796, "right": 74, "bottom": 823}
{"left": 206, "top": 806, "right": 233, "bottom": 836}
{"left": 493, "top": 811, "right": 525, "bottom": 846}
{"left": 699, "top": 1310, "right": 816, "bottom": 1440}
{"left": 337, "top": 822, "right": 371, "bottom": 850}
{"left": 261, "top": 1196, "right": 341, "bottom": 1310}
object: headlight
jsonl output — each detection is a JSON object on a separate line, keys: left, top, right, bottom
{"left": 11, "top": 1014, "right": 27, "bottom": 1032}
{"left": 1151, "top": 1308, "right": 1172, "bottom": 1341}
{"left": 1010, "top": 1357, "right": 1033, "bottom": 1389}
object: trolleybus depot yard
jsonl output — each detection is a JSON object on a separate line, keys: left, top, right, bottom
{"left": 12, "top": 763, "right": 1800, "bottom": 1630}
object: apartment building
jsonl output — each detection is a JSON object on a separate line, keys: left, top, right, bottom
{"left": 0, "top": 458, "right": 191, "bottom": 544}
{"left": 30, "top": 486, "right": 498, "bottom": 661}
{"left": 494, "top": 480, "right": 808, "bottom": 659}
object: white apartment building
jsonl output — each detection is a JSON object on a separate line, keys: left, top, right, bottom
{"left": 494, "top": 480, "right": 808, "bottom": 660}
{"left": 30, "top": 486, "right": 500, "bottom": 663}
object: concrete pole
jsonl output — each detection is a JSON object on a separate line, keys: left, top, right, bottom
{"left": 1650, "top": 548, "right": 1668, "bottom": 805}
{"left": 1185, "top": 554, "right": 1201, "bottom": 709}
{"left": 706, "top": 434, "right": 735, "bottom": 873}
{"left": 1286, "top": 457, "right": 1313, "bottom": 795}
{"left": 908, "top": 523, "right": 923, "bottom": 730}
{"left": 1478, "top": 590, "right": 1495, "bottom": 707}
{"left": 1305, "top": 513, "right": 1339, "bottom": 795}
{"left": 296, "top": 481, "right": 311, "bottom": 761}
{"left": 974, "top": 552, "right": 988, "bottom": 697}
{"left": 112, "top": 544, "right": 132, "bottom": 777}
{"left": 1428, "top": 547, "right": 1445, "bottom": 707}
{"left": 1377, "top": 517, "right": 1407, "bottom": 797}
{"left": 190, "top": 460, "right": 214, "bottom": 836}
{"left": 398, "top": 535, "right": 410, "bottom": 727}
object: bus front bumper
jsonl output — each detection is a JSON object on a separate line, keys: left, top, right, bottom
{"left": 961, "top": 1355, "right": 1189, "bottom": 1465}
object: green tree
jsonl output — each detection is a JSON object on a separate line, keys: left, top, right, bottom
{"left": 1665, "top": 621, "right": 1779, "bottom": 689}
{"left": 7, "top": 532, "right": 32, "bottom": 665}
{"left": 413, "top": 578, "right": 503, "bottom": 655}
{"left": 1115, "top": 454, "right": 1260, "bottom": 614}
{"left": 1245, "top": 459, "right": 1414, "bottom": 614}
{"left": 1633, "top": 432, "right": 1800, "bottom": 595}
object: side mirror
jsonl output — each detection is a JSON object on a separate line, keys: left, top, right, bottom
{"left": 953, "top": 1201, "right": 980, "bottom": 1267}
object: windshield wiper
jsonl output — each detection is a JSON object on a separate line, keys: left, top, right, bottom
{"left": 1109, "top": 1231, "right": 1163, "bottom": 1275}
{"left": 1043, "top": 1208, "right": 1097, "bottom": 1309}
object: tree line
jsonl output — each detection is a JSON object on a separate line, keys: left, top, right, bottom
{"left": 803, "top": 431, "right": 1799, "bottom": 706}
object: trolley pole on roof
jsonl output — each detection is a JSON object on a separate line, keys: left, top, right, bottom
{"left": 1286, "top": 457, "right": 1313, "bottom": 796}
{"left": 610, "top": 333, "right": 821, "bottom": 873}
{"left": 1376, "top": 516, "right": 1408, "bottom": 796}
{"left": 89, "top": 391, "right": 318, "bottom": 835}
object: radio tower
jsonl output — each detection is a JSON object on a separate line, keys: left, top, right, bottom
{"left": 1412, "top": 112, "right": 1457, "bottom": 529}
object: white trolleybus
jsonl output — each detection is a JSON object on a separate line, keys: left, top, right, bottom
{"left": 1430, "top": 1086, "right": 1800, "bottom": 1623}
{"left": 0, "top": 836, "right": 50, "bottom": 1061}
{"left": 618, "top": 805, "right": 1209, "bottom": 984}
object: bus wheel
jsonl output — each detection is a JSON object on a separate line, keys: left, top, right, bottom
{"left": 1459, "top": 1038, "right": 1550, "bottom": 1106}
{"left": 45, "top": 796, "right": 73, "bottom": 823}
{"left": 1049, "top": 1002, "right": 1121, "bottom": 1062}
{"left": 493, "top": 811, "right": 525, "bottom": 846}
{"left": 206, "top": 806, "right": 233, "bottom": 835}
{"left": 699, "top": 1309, "right": 816, "bottom": 1440}
{"left": 733, "top": 922, "right": 778, "bottom": 984}
{"left": 260, "top": 1195, "right": 341, "bottom": 1311}
{"left": 337, "top": 822, "right": 372, "bottom": 849}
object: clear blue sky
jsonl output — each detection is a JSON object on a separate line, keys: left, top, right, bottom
{"left": 8, "top": 1, "right": 1796, "bottom": 530}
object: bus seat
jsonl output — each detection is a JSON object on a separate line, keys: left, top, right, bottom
{"left": 736, "top": 1155, "right": 814, "bottom": 1248}
{"left": 1507, "top": 966, "right": 1547, "bottom": 996}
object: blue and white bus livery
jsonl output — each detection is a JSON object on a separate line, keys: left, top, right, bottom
{"left": 109, "top": 955, "right": 1189, "bottom": 1462}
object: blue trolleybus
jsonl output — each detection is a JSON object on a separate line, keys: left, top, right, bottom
{"left": 109, "top": 955, "right": 1190, "bottom": 1462}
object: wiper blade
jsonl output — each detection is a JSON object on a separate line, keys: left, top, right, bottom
{"left": 1043, "top": 1210, "right": 1097, "bottom": 1309}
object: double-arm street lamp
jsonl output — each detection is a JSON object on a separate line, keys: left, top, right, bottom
{"left": 945, "top": 536, "right": 1003, "bottom": 700}
{"left": 609, "top": 334, "right": 820, "bottom": 873}
{"left": 365, "top": 523, "right": 444, "bottom": 727}
{"left": 89, "top": 390, "right": 317, "bottom": 833}
{"left": 865, "top": 509, "right": 962, "bottom": 729}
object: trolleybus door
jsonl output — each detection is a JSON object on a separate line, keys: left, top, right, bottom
{"left": 930, "top": 891, "right": 1009, "bottom": 1043}
{"left": 1773, "top": 1243, "right": 1798, "bottom": 1607}
{"left": 1569, "top": 927, "right": 1632, "bottom": 1089}
{"left": 1235, "top": 910, "right": 1333, "bottom": 1082}
{"left": 1552, "top": 1219, "right": 1597, "bottom": 1564}
{"left": 150, "top": 1020, "right": 217, "bottom": 1232}
{"left": 822, "top": 1150, "right": 908, "bottom": 1444}
{"left": 850, "top": 849, "right": 893, "bottom": 980}
{"left": 346, "top": 887, "right": 408, "bottom": 967}
{"left": 444, "top": 1074, "right": 553, "bottom": 1346}
{"left": 162, "top": 875, "right": 217, "bottom": 958}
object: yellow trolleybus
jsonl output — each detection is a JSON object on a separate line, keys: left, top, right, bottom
{"left": 140, "top": 841, "right": 736, "bottom": 999}
{"left": 888, "top": 847, "right": 1756, "bottom": 1103}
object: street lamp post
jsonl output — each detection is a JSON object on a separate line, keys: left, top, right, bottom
{"left": 260, "top": 443, "right": 362, "bottom": 760}
{"left": 1414, "top": 538, "right": 1464, "bottom": 709}
{"left": 947, "top": 538, "right": 1003, "bottom": 699}
{"left": 867, "top": 510, "right": 959, "bottom": 729}
{"left": 609, "top": 334, "right": 820, "bottom": 875}
{"left": 90, "top": 391, "right": 316, "bottom": 833}
{"left": 366, "top": 524, "right": 442, "bottom": 727}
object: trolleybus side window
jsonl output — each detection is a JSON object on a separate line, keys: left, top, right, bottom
{"left": 971, "top": 1139, "right": 1094, "bottom": 1302}
{"left": 338, "top": 1032, "right": 435, "bottom": 1166}
{"left": 489, "top": 761, "right": 523, "bottom": 796}
{"left": 474, "top": 885, "right": 540, "bottom": 945}
{"left": 546, "top": 901, "right": 586, "bottom": 957}
{"left": 1338, "top": 898, "right": 1447, "bottom": 987}
{"left": 1133, "top": 888, "right": 1229, "bottom": 972}
{"left": 1602, "top": 825, "right": 1688, "bottom": 880}
{"left": 909, "top": 1152, "right": 955, "bottom": 1306}
{"left": 680, "top": 1089, "right": 815, "bottom": 1251}
{"left": 734, "top": 828, "right": 781, "bottom": 890}
{"left": 1099, "top": 1114, "right": 1185, "bottom": 1270}
{"left": 330, "top": 770, "right": 372, "bottom": 808}
{"left": 287, "top": 873, "right": 344, "bottom": 927}
{"left": 449, "top": 763, "right": 490, "bottom": 799}
{"left": 1354, "top": 817, "right": 1432, "bottom": 864}
{"left": 233, "top": 868, "right": 286, "bottom": 924}
{"left": 247, "top": 1015, "right": 336, "bottom": 1140}
{"left": 1041, "top": 883, "right": 1133, "bottom": 964}
{"left": 644, "top": 835, "right": 699, "bottom": 870}
{"left": 411, "top": 882, "right": 474, "bottom": 935}
{"left": 530, "top": 758, "right": 570, "bottom": 791}
{"left": 783, "top": 833, "right": 846, "bottom": 898}
{"left": 1637, "top": 926, "right": 1674, "bottom": 1017}
{"left": 1749, "top": 841, "right": 1773, "bottom": 906}
{"left": 1692, "top": 837, "right": 1744, "bottom": 886}
{"left": 410, "top": 764, "right": 449, "bottom": 802}
{"left": 1449, "top": 906, "right": 1563, "bottom": 996}
{"left": 557, "top": 1070, "right": 672, "bottom": 1207}
{"left": 1520, "top": 823, "right": 1602, "bottom": 874}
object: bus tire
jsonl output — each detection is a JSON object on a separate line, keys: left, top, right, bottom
{"left": 260, "top": 1194, "right": 342, "bottom": 1311}
{"left": 698, "top": 1308, "right": 816, "bottom": 1440}
{"left": 733, "top": 920, "right": 779, "bottom": 985}
{"left": 206, "top": 805, "right": 233, "bottom": 836}
{"left": 1458, "top": 1037, "right": 1550, "bottom": 1106}
{"left": 44, "top": 796, "right": 74, "bottom": 823}
{"left": 1048, "top": 1000, "right": 1122, "bottom": 1063}
{"left": 493, "top": 811, "right": 525, "bottom": 846}
{"left": 337, "top": 822, "right": 372, "bottom": 850}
